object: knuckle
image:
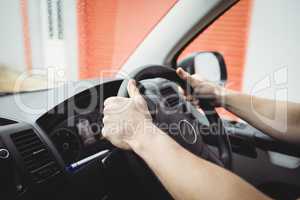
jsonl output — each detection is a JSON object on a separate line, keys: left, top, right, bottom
{"left": 104, "top": 97, "right": 115, "bottom": 105}
{"left": 102, "top": 116, "right": 109, "bottom": 123}
{"left": 136, "top": 96, "right": 145, "bottom": 104}
{"left": 194, "top": 87, "right": 202, "bottom": 93}
{"left": 101, "top": 127, "right": 108, "bottom": 138}
{"left": 103, "top": 104, "right": 114, "bottom": 113}
{"left": 103, "top": 105, "right": 109, "bottom": 112}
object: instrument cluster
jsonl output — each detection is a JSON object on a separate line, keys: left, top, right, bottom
{"left": 49, "top": 110, "right": 111, "bottom": 165}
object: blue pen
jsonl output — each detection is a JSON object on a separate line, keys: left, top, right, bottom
{"left": 67, "top": 149, "right": 110, "bottom": 171}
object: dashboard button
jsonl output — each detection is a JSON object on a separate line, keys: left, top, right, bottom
{"left": 0, "top": 148, "right": 9, "bottom": 159}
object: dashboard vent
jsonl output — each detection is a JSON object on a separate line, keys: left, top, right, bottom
{"left": 160, "top": 86, "right": 175, "bottom": 96}
{"left": 160, "top": 87, "right": 179, "bottom": 107}
{"left": 0, "top": 117, "right": 17, "bottom": 126}
{"left": 165, "top": 96, "right": 179, "bottom": 107}
{"left": 11, "top": 130, "right": 60, "bottom": 183}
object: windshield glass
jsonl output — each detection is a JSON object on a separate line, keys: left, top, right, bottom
{"left": 0, "top": 0, "right": 176, "bottom": 93}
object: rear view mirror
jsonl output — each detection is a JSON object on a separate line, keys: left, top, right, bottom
{"left": 178, "top": 52, "right": 227, "bottom": 86}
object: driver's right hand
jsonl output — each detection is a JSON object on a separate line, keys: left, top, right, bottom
{"left": 176, "top": 67, "right": 227, "bottom": 107}
{"left": 102, "top": 80, "right": 155, "bottom": 150}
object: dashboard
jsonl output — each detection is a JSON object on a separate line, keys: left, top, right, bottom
{"left": 37, "top": 79, "right": 122, "bottom": 165}
{"left": 0, "top": 79, "right": 123, "bottom": 200}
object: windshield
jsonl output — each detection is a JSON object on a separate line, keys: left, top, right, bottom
{"left": 0, "top": 0, "right": 176, "bottom": 93}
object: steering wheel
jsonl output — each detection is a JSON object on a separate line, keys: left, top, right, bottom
{"left": 106, "top": 65, "right": 232, "bottom": 199}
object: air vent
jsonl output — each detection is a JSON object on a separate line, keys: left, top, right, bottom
{"left": 11, "top": 130, "right": 60, "bottom": 183}
{"left": 160, "top": 87, "right": 180, "bottom": 108}
{"left": 160, "top": 86, "right": 175, "bottom": 96}
{"left": 0, "top": 117, "right": 17, "bottom": 126}
{"left": 165, "top": 96, "right": 179, "bottom": 107}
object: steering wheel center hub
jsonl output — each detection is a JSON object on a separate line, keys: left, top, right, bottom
{"left": 179, "top": 119, "right": 198, "bottom": 144}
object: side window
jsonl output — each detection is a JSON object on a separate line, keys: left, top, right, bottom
{"left": 177, "top": 0, "right": 253, "bottom": 120}
{"left": 179, "top": 0, "right": 300, "bottom": 120}
{"left": 179, "top": 0, "right": 252, "bottom": 92}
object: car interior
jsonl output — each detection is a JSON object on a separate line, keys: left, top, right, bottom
{"left": 0, "top": 0, "right": 299, "bottom": 200}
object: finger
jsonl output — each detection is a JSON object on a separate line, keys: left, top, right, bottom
{"left": 103, "top": 104, "right": 114, "bottom": 112}
{"left": 102, "top": 115, "right": 111, "bottom": 124}
{"left": 101, "top": 123, "right": 116, "bottom": 138}
{"left": 101, "top": 126, "right": 109, "bottom": 138}
{"left": 104, "top": 97, "right": 116, "bottom": 106}
{"left": 176, "top": 67, "right": 199, "bottom": 87}
{"left": 186, "top": 94, "right": 194, "bottom": 101}
{"left": 127, "top": 79, "right": 142, "bottom": 98}
{"left": 176, "top": 67, "right": 188, "bottom": 79}
{"left": 104, "top": 96, "right": 123, "bottom": 106}
{"left": 103, "top": 104, "right": 121, "bottom": 113}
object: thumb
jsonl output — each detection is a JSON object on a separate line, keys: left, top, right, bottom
{"left": 127, "top": 79, "right": 142, "bottom": 98}
{"left": 176, "top": 67, "right": 200, "bottom": 87}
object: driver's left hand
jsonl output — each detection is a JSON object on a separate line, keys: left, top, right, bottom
{"left": 102, "top": 80, "right": 154, "bottom": 150}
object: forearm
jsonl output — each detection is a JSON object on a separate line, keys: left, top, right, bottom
{"left": 223, "top": 90, "right": 300, "bottom": 143}
{"left": 129, "top": 124, "right": 269, "bottom": 200}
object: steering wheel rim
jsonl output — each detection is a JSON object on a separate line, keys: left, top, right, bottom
{"left": 117, "top": 65, "right": 232, "bottom": 169}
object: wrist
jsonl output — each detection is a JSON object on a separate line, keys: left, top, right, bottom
{"left": 221, "top": 89, "right": 238, "bottom": 108}
{"left": 215, "top": 87, "right": 227, "bottom": 107}
{"left": 216, "top": 87, "right": 235, "bottom": 107}
{"left": 127, "top": 121, "right": 160, "bottom": 153}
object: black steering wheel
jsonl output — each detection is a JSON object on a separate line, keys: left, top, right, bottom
{"left": 106, "top": 65, "right": 232, "bottom": 199}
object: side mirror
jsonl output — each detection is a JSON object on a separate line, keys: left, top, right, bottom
{"left": 178, "top": 52, "right": 227, "bottom": 86}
